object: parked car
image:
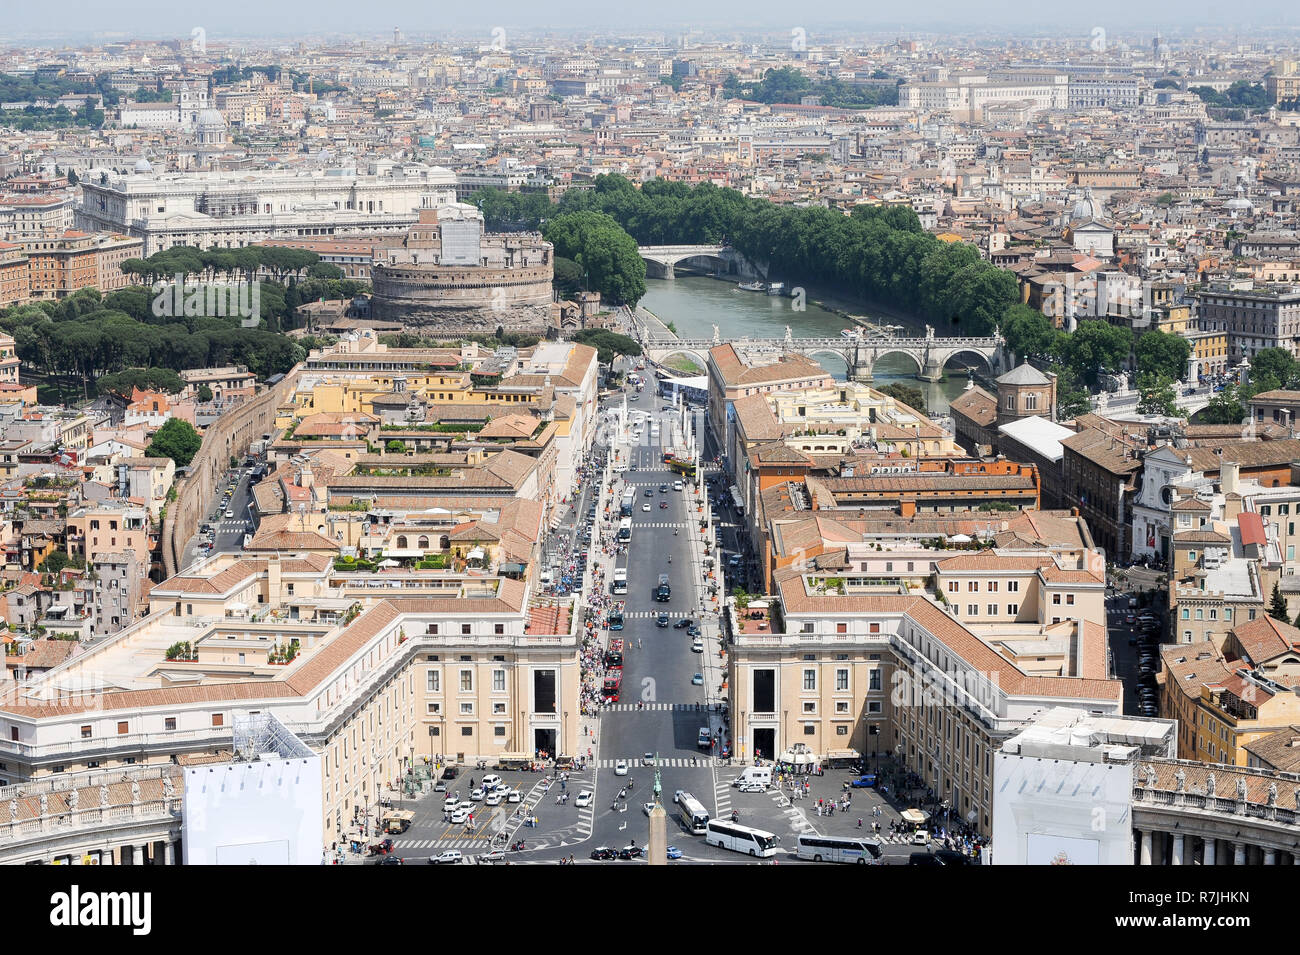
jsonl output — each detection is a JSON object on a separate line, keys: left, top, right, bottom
{"left": 485, "top": 790, "right": 503, "bottom": 806}
{"left": 687, "top": 625, "right": 701, "bottom": 637}
{"left": 506, "top": 789, "right": 522, "bottom": 803}
{"left": 481, "top": 774, "right": 502, "bottom": 789}
{"left": 691, "top": 673, "right": 704, "bottom": 685}
{"left": 590, "top": 847, "right": 617, "bottom": 861}
{"left": 674, "top": 618, "right": 693, "bottom": 629}
{"left": 469, "top": 788, "right": 485, "bottom": 801}
{"left": 618, "top": 845, "right": 643, "bottom": 860}
{"left": 666, "top": 846, "right": 683, "bottom": 860}
{"left": 691, "top": 639, "right": 704, "bottom": 653}
{"left": 377, "top": 855, "right": 404, "bottom": 865}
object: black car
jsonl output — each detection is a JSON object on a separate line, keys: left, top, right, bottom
{"left": 618, "top": 845, "right": 643, "bottom": 860}
{"left": 590, "top": 847, "right": 616, "bottom": 860}
{"left": 659, "top": 484, "right": 669, "bottom": 492}
{"left": 909, "top": 850, "right": 966, "bottom": 866}
{"left": 657, "top": 613, "right": 670, "bottom": 628}
{"left": 377, "top": 856, "right": 404, "bottom": 865}
{"left": 687, "top": 625, "right": 702, "bottom": 637}
{"left": 644, "top": 488, "right": 653, "bottom": 497}
{"left": 442, "top": 766, "right": 459, "bottom": 780}
{"left": 673, "top": 618, "right": 693, "bottom": 629}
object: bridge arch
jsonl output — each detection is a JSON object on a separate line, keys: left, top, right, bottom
{"left": 800, "top": 348, "right": 854, "bottom": 378}
{"left": 939, "top": 347, "right": 996, "bottom": 375}
{"left": 652, "top": 349, "right": 711, "bottom": 375}
{"left": 865, "top": 348, "right": 925, "bottom": 377}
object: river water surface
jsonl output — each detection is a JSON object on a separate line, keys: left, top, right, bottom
{"left": 639, "top": 275, "right": 970, "bottom": 413}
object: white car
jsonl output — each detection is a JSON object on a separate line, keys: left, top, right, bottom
{"left": 614, "top": 760, "right": 628, "bottom": 776}
{"left": 469, "top": 788, "right": 485, "bottom": 801}
{"left": 485, "top": 790, "right": 503, "bottom": 806}
{"left": 450, "top": 806, "right": 472, "bottom": 825}
{"left": 482, "top": 774, "right": 503, "bottom": 790}
{"left": 443, "top": 794, "right": 461, "bottom": 809}
{"left": 478, "top": 850, "right": 506, "bottom": 864}
{"left": 574, "top": 790, "right": 594, "bottom": 808}
{"left": 642, "top": 503, "right": 651, "bottom": 511}
{"left": 691, "top": 639, "right": 704, "bottom": 653}
{"left": 911, "top": 829, "right": 931, "bottom": 846}
{"left": 642, "top": 802, "right": 655, "bottom": 817}
{"left": 224, "top": 509, "right": 234, "bottom": 518}
{"left": 506, "top": 789, "right": 522, "bottom": 803}
{"left": 429, "top": 850, "right": 463, "bottom": 865}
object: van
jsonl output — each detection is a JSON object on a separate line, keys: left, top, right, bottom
{"left": 697, "top": 727, "right": 712, "bottom": 748}
{"left": 732, "top": 765, "right": 772, "bottom": 789}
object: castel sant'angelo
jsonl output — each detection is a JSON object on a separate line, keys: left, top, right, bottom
{"left": 369, "top": 202, "right": 554, "bottom": 335}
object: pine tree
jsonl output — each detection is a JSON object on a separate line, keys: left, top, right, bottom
{"left": 1269, "top": 582, "right": 1290, "bottom": 622}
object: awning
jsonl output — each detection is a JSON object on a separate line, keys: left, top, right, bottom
{"left": 467, "top": 547, "right": 486, "bottom": 561}
{"left": 901, "top": 808, "right": 930, "bottom": 825}
{"left": 377, "top": 559, "right": 400, "bottom": 568}
{"left": 500, "top": 563, "right": 526, "bottom": 574}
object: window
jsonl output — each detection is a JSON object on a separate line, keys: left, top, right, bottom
{"left": 164, "top": 717, "right": 176, "bottom": 731}
{"left": 867, "top": 701, "right": 882, "bottom": 714}
{"left": 803, "top": 701, "right": 816, "bottom": 714}
{"left": 80, "top": 725, "right": 92, "bottom": 739}
{"left": 1066, "top": 594, "right": 1075, "bottom": 606}
{"left": 211, "top": 713, "right": 224, "bottom": 727}
{"left": 1025, "top": 393, "right": 1038, "bottom": 411}
{"left": 869, "top": 622, "right": 880, "bottom": 634}
{"left": 427, "top": 703, "right": 441, "bottom": 715}
{"left": 1008, "top": 603, "right": 1019, "bottom": 615}
{"left": 836, "top": 701, "right": 850, "bottom": 713}
{"left": 987, "top": 581, "right": 998, "bottom": 593}
{"left": 869, "top": 670, "right": 881, "bottom": 691}
{"left": 803, "top": 669, "right": 816, "bottom": 691}
{"left": 494, "top": 624, "right": 505, "bottom": 635}
{"left": 1225, "top": 608, "right": 1233, "bottom": 620}
{"left": 837, "top": 725, "right": 849, "bottom": 735}
{"left": 967, "top": 581, "right": 978, "bottom": 592}
{"left": 493, "top": 670, "right": 506, "bottom": 692}
{"left": 1008, "top": 580, "right": 1019, "bottom": 593}
{"left": 967, "top": 604, "right": 978, "bottom": 615}
{"left": 836, "top": 669, "right": 849, "bottom": 690}
{"left": 427, "top": 624, "right": 439, "bottom": 635}
{"left": 803, "top": 725, "right": 816, "bottom": 735}
{"left": 461, "top": 624, "right": 472, "bottom": 635}
{"left": 461, "top": 727, "right": 472, "bottom": 737}
{"left": 460, "top": 670, "right": 473, "bottom": 692}
{"left": 836, "top": 623, "right": 847, "bottom": 634}
{"left": 492, "top": 702, "right": 506, "bottom": 714}
{"left": 1005, "top": 394, "right": 1015, "bottom": 410}
{"left": 1181, "top": 608, "right": 1190, "bottom": 620}
{"left": 460, "top": 702, "right": 474, "bottom": 715}
{"left": 427, "top": 671, "right": 440, "bottom": 692}
{"left": 1195, "top": 609, "right": 1203, "bottom": 620}
{"left": 947, "top": 581, "right": 958, "bottom": 593}
{"left": 1052, "top": 593, "right": 1062, "bottom": 605}
{"left": 494, "top": 726, "right": 506, "bottom": 737}
{"left": 988, "top": 604, "right": 998, "bottom": 616}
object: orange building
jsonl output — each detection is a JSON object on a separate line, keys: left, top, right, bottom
{"left": 0, "top": 242, "right": 29, "bottom": 307}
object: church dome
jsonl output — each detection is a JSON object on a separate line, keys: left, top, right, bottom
{"left": 1068, "top": 186, "right": 1104, "bottom": 223}
{"left": 133, "top": 156, "right": 152, "bottom": 174}
{"left": 197, "top": 108, "right": 227, "bottom": 130}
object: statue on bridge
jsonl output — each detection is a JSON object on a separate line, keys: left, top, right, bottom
{"left": 924, "top": 324, "right": 935, "bottom": 340}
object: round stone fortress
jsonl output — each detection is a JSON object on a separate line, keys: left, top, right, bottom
{"left": 369, "top": 203, "right": 553, "bottom": 335}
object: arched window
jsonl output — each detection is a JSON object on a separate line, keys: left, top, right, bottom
{"left": 418, "top": 536, "right": 429, "bottom": 549}
{"left": 397, "top": 536, "right": 408, "bottom": 548}
{"left": 440, "top": 535, "right": 450, "bottom": 550}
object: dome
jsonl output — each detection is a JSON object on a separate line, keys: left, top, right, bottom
{"left": 1068, "top": 186, "right": 1104, "bottom": 223}
{"left": 197, "top": 108, "right": 227, "bottom": 130}
{"left": 133, "top": 156, "right": 152, "bottom": 174}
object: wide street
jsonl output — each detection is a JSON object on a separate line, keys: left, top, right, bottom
{"left": 375, "top": 365, "right": 930, "bottom": 866}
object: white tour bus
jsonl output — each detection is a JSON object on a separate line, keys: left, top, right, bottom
{"left": 795, "top": 834, "right": 882, "bottom": 864}
{"left": 677, "top": 792, "right": 710, "bottom": 835}
{"left": 704, "top": 819, "right": 779, "bottom": 858}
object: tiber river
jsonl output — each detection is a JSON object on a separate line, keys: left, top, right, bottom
{"left": 639, "top": 275, "right": 971, "bottom": 414}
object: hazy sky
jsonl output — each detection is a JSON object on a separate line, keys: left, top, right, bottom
{"left": 4, "top": 0, "right": 1299, "bottom": 43}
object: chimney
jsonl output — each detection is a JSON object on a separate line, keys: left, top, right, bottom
{"left": 300, "top": 464, "right": 313, "bottom": 488}
{"left": 1222, "top": 461, "right": 1239, "bottom": 494}
{"left": 267, "top": 554, "right": 282, "bottom": 601}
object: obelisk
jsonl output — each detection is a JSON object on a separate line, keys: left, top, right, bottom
{"left": 648, "top": 760, "right": 668, "bottom": 865}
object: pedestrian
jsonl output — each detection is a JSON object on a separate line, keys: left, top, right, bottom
{"left": 857, "top": 818, "right": 862, "bottom": 828}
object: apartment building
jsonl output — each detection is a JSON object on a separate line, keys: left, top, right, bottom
{"left": 22, "top": 231, "right": 143, "bottom": 300}
{"left": 0, "top": 553, "right": 579, "bottom": 846}
{"left": 1195, "top": 283, "right": 1300, "bottom": 363}
{"left": 729, "top": 558, "right": 1121, "bottom": 836}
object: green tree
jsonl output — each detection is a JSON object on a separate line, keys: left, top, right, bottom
{"left": 145, "top": 418, "right": 202, "bottom": 468}
{"left": 196, "top": 383, "right": 214, "bottom": 402}
{"left": 877, "top": 382, "right": 926, "bottom": 414}
{"left": 1136, "top": 372, "right": 1178, "bottom": 417}
{"left": 386, "top": 440, "right": 407, "bottom": 454}
{"left": 1134, "top": 330, "right": 1191, "bottom": 382}
{"left": 1000, "top": 304, "right": 1060, "bottom": 361}
{"left": 570, "top": 329, "right": 644, "bottom": 365}
{"left": 543, "top": 212, "right": 647, "bottom": 307}
{"left": 1200, "top": 384, "right": 1248, "bottom": 425}
{"left": 552, "top": 256, "right": 586, "bottom": 296}
{"left": 1270, "top": 583, "right": 1291, "bottom": 623}
{"left": 1247, "top": 347, "right": 1298, "bottom": 394}
{"left": 1055, "top": 321, "right": 1133, "bottom": 387}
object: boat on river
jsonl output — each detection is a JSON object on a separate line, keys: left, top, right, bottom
{"left": 737, "top": 281, "right": 767, "bottom": 292}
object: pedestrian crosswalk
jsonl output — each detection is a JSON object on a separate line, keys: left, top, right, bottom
{"left": 212, "top": 520, "right": 250, "bottom": 531}
{"left": 616, "top": 610, "right": 698, "bottom": 620}
{"left": 596, "top": 757, "right": 710, "bottom": 768}
{"left": 396, "top": 837, "right": 494, "bottom": 850}
{"left": 629, "top": 521, "right": 691, "bottom": 528}
{"left": 602, "top": 701, "right": 715, "bottom": 712}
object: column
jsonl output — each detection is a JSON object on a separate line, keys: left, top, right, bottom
{"left": 1171, "top": 833, "right": 1184, "bottom": 866}
{"left": 1264, "top": 847, "right": 1276, "bottom": 865}
{"left": 1233, "top": 841, "right": 1246, "bottom": 866}
{"left": 131, "top": 844, "right": 144, "bottom": 866}
{"left": 164, "top": 840, "right": 176, "bottom": 866}
{"left": 1139, "top": 829, "right": 1153, "bottom": 865}
{"left": 1203, "top": 838, "right": 1216, "bottom": 866}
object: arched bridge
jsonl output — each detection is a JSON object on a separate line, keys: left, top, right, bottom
{"left": 638, "top": 244, "right": 736, "bottom": 280}
{"left": 642, "top": 326, "right": 1008, "bottom": 383}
